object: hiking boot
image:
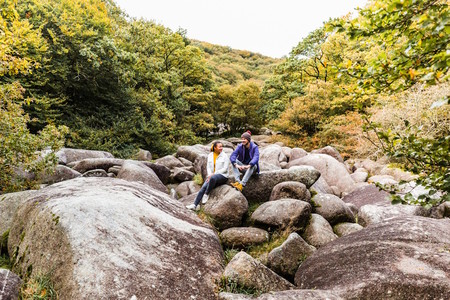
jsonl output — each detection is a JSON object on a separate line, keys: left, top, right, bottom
{"left": 186, "top": 204, "right": 199, "bottom": 211}
{"left": 234, "top": 183, "right": 243, "bottom": 192}
{"left": 231, "top": 182, "right": 240, "bottom": 188}
{"left": 201, "top": 194, "right": 209, "bottom": 204}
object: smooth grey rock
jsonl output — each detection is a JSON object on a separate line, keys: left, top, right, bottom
{"left": 193, "top": 154, "right": 208, "bottom": 181}
{"left": 380, "top": 166, "right": 417, "bottom": 182}
{"left": 39, "top": 165, "right": 81, "bottom": 184}
{"left": 171, "top": 167, "right": 195, "bottom": 182}
{"left": 260, "top": 144, "right": 285, "bottom": 167}
{"left": 107, "top": 165, "right": 121, "bottom": 175}
{"left": 351, "top": 171, "right": 368, "bottom": 183}
{"left": 358, "top": 203, "right": 429, "bottom": 227}
{"left": 368, "top": 174, "right": 398, "bottom": 186}
{"left": 281, "top": 147, "right": 292, "bottom": 161}
{"left": 310, "top": 175, "right": 334, "bottom": 195}
{"left": 342, "top": 184, "right": 391, "bottom": 209}
{"left": 154, "top": 155, "right": 184, "bottom": 169}
{"left": 224, "top": 251, "right": 295, "bottom": 293}
{"left": 242, "top": 166, "right": 320, "bottom": 204}
{"left": 176, "top": 144, "right": 209, "bottom": 163}
{"left": 220, "top": 227, "right": 269, "bottom": 248}
{"left": 289, "top": 148, "right": 308, "bottom": 161}
{"left": 175, "top": 181, "right": 201, "bottom": 198}
{"left": 203, "top": 185, "right": 248, "bottom": 230}
{"left": 267, "top": 233, "right": 316, "bottom": 280}
{"left": 259, "top": 162, "right": 282, "bottom": 172}
{"left": 71, "top": 158, "right": 124, "bottom": 174}
{"left": 302, "top": 214, "right": 338, "bottom": 248}
{"left": 117, "top": 160, "right": 167, "bottom": 193}
{"left": 135, "top": 148, "right": 152, "bottom": 161}
{"left": 296, "top": 216, "right": 450, "bottom": 300}
{"left": 270, "top": 181, "right": 310, "bottom": 202}
{"left": 0, "top": 269, "right": 21, "bottom": 300}
{"left": 251, "top": 199, "right": 311, "bottom": 231}
{"left": 56, "top": 148, "right": 114, "bottom": 165}
{"left": 312, "top": 193, "right": 355, "bottom": 225}
{"left": 178, "top": 157, "right": 193, "bottom": 167}
{"left": 8, "top": 177, "right": 223, "bottom": 300}
{"left": 141, "top": 161, "right": 171, "bottom": 185}
{"left": 311, "top": 146, "right": 344, "bottom": 163}
{"left": 0, "top": 190, "right": 35, "bottom": 236}
{"left": 288, "top": 154, "right": 355, "bottom": 195}
{"left": 333, "top": 222, "right": 364, "bottom": 237}
{"left": 82, "top": 169, "right": 108, "bottom": 177}
{"left": 280, "top": 162, "right": 288, "bottom": 169}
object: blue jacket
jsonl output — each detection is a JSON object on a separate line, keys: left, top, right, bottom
{"left": 230, "top": 142, "right": 260, "bottom": 174}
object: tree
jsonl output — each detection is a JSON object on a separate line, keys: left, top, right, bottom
{"left": 333, "top": 0, "right": 449, "bottom": 92}
{"left": 334, "top": 0, "right": 449, "bottom": 206}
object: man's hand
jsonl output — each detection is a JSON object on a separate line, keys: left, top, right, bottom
{"left": 238, "top": 165, "right": 250, "bottom": 170}
{"left": 206, "top": 174, "right": 212, "bottom": 182}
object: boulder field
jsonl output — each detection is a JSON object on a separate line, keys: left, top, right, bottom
{"left": 1, "top": 140, "right": 448, "bottom": 299}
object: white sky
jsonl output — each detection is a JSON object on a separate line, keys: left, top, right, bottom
{"left": 114, "top": 0, "right": 367, "bottom": 58}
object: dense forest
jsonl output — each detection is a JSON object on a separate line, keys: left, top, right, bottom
{"left": 1, "top": 0, "right": 449, "bottom": 204}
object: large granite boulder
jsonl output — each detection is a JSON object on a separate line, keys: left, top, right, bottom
{"left": 223, "top": 251, "right": 295, "bottom": 293}
{"left": 71, "top": 158, "right": 124, "bottom": 174}
{"left": 154, "top": 155, "right": 184, "bottom": 169}
{"left": 342, "top": 184, "right": 391, "bottom": 209}
{"left": 333, "top": 222, "right": 364, "bottom": 237}
{"left": 242, "top": 166, "right": 320, "bottom": 204}
{"left": 176, "top": 144, "right": 209, "bottom": 163}
{"left": 259, "top": 145, "right": 286, "bottom": 167}
{"left": 117, "top": 160, "right": 167, "bottom": 193}
{"left": 56, "top": 148, "right": 114, "bottom": 165}
{"left": 220, "top": 227, "right": 269, "bottom": 248}
{"left": 8, "top": 177, "right": 224, "bottom": 300}
{"left": 270, "top": 182, "right": 311, "bottom": 202}
{"left": 289, "top": 148, "right": 308, "bottom": 161}
{"left": 302, "top": 214, "right": 338, "bottom": 248}
{"left": 141, "top": 161, "right": 171, "bottom": 185}
{"left": 175, "top": 181, "right": 201, "bottom": 198}
{"left": 251, "top": 199, "right": 311, "bottom": 231}
{"left": 135, "top": 148, "right": 152, "bottom": 161}
{"left": 311, "top": 146, "right": 344, "bottom": 163}
{"left": 309, "top": 175, "right": 334, "bottom": 195}
{"left": 312, "top": 193, "right": 355, "bottom": 225}
{"left": 288, "top": 154, "right": 355, "bottom": 196}
{"left": 358, "top": 203, "right": 429, "bottom": 227}
{"left": 39, "top": 165, "right": 81, "bottom": 184}
{"left": 0, "top": 190, "right": 36, "bottom": 236}
{"left": 267, "top": 233, "right": 316, "bottom": 280}
{"left": 295, "top": 216, "right": 450, "bottom": 300}
{"left": 171, "top": 167, "right": 195, "bottom": 182}
{"left": 0, "top": 269, "right": 22, "bottom": 300}
{"left": 203, "top": 185, "right": 248, "bottom": 231}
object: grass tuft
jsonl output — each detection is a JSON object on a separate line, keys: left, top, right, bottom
{"left": 20, "top": 273, "right": 58, "bottom": 300}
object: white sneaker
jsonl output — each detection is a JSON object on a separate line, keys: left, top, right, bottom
{"left": 186, "top": 204, "right": 198, "bottom": 210}
{"left": 201, "top": 194, "right": 209, "bottom": 204}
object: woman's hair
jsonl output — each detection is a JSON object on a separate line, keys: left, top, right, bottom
{"left": 211, "top": 141, "right": 222, "bottom": 152}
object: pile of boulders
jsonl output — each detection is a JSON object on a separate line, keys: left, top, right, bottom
{"left": 0, "top": 135, "right": 449, "bottom": 300}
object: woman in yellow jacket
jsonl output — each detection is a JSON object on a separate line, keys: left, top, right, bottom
{"left": 186, "top": 141, "right": 229, "bottom": 210}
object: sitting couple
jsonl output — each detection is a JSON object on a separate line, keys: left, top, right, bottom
{"left": 186, "top": 130, "right": 260, "bottom": 210}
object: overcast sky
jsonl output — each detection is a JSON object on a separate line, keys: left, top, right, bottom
{"left": 114, "top": 0, "right": 367, "bottom": 58}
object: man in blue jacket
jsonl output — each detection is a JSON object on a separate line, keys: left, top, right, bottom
{"left": 230, "top": 130, "right": 260, "bottom": 191}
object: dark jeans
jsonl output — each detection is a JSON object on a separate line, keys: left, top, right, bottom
{"left": 194, "top": 174, "right": 228, "bottom": 206}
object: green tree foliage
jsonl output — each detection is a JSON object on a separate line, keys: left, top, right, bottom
{"left": 0, "top": 82, "right": 67, "bottom": 193}
{"left": 214, "top": 81, "right": 264, "bottom": 134}
{"left": 334, "top": 0, "right": 450, "bottom": 206}
{"left": 333, "top": 0, "right": 449, "bottom": 92}
{"left": 1, "top": 0, "right": 221, "bottom": 158}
